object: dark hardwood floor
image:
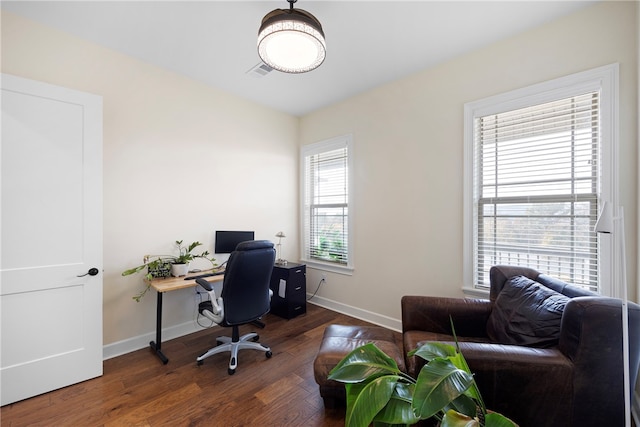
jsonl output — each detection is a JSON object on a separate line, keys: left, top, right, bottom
{"left": 1, "top": 304, "right": 398, "bottom": 426}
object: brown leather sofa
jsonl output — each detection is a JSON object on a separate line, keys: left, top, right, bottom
{"left": 402, "top": 265, "right": 640, "bottom": 427}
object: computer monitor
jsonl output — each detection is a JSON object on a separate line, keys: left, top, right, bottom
{"left": 214, "top": 230, "right": 255, "bottom": 254}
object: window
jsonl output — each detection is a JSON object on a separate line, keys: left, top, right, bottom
{"left": 464, "top": 65, "right": 618, "bottom": 295}
{"left": 301, "top": 135, "right": 353, "bottom": 273}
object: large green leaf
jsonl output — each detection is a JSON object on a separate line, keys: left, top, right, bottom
{"left": 447, "top": 352, "right": 482, "bottom": 403}
{"left": 412, "top": 358, "right": 474, "bottom": 419}
{"left": 485, "top": 412, "right": 518, "bottom": 427}
{"left": 441, "top": 409, "right": 480, "bottom": 427}
{"left": 410, "top": 341, "right": 484, "bottom": 413}
{"left": 445, "top": 394, "right": 478, "bottom": 418}
{"left": 345, "top": 376, "right": 399, "bottom": 427}
{"left": 371, "top": 382, "right": 420, "bottom": 425}
{"left": 389, "top": 380, "right": 414, "bottom": 403}
{"left": 329, "top": 343, "right": 402, "bottom": 383}
{"left": 409, "top": 342, "right": 458, "bottom": 362}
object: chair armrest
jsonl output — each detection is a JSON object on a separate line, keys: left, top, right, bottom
{"left": 197, "top": 278, "right": 224, "bottom": 323}
{"left": 401, "top": 295, "right": 492, "bottom": 338}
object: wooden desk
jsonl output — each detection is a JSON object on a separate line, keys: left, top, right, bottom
{"left": 147, "top": 270, "right": 224, "bottom": 364}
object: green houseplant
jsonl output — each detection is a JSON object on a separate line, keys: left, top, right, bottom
{"left": 168, "top": 240, "right": 214, "bottom": 277}
{"left": 122, "top": 240, "right": 216, "bottom": 302}
{"left": 328, "top": 339, "right": 517, "bottom": 427}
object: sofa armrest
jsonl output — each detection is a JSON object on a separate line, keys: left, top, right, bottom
{"left": 559, "top": 296, "right": 623, "bottom": 361}
{"left": 559, "top": 296, "right": 640, "bottom": 426}
{"left": 401, "top": 295, "right": 492, "bottom": 338}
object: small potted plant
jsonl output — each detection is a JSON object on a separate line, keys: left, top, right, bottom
{"left": 122, "top": 240, "right": 216, "bottom": 302}
{"left": 169, "top": 240, "right": 213, "bottom": 277}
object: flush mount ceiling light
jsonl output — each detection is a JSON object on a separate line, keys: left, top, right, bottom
{"left": 257, "top": 0, "right": 326, "bottom": 74}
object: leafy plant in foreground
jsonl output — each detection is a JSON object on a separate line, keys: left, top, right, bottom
{"left": 328, "top": 339, "right": 517, "bottom": 427}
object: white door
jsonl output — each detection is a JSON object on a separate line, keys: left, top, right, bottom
{"left": 0, "top": 74, "right": 103, "bottom": 406}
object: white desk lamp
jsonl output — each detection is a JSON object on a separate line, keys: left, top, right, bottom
{"left": 595, "top": 201, "right": 631, "bottom": 427}
{"left": 275, "top": 231, "right": 287, "bottom": 265}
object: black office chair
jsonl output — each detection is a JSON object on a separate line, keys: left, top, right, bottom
{"left": 195, "top": 240, "right": 275, "bottom": 375}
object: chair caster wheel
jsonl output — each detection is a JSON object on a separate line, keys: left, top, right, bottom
{"left": 265, "top": 351, "right": 272, "bottom": 358}
{"left": 197, "top": 360, "right": 203, "bottom": 366}
{"left": 252, "top": 335, "right": 260, "bottom": 342}
{"left": 228, "top": 368, "right": 236, "bottom": 375}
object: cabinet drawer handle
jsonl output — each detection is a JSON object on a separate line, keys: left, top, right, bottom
{"left": 295, "top": 269, "right": 302, "bottom": 273}
{"left": 295, "top": 286, "right": 301, "bottom": 291}
{"left": 293, "top": 306, "right": 302, "bottom": 311}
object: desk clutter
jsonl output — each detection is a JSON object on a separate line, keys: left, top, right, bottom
{"left": 184, "top": 269, "right": 225, "bottom": 280}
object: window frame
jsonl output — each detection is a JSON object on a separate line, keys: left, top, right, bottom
{"left": 463, "top": 64, "right": 619, "bottom": 297}
{"left": 300, "top": 134, "right": 354, "bottom": 274}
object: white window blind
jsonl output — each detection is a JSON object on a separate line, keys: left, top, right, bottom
{"left": 474, "top": 92, "right": 600, "bottom": 291}
{"left": 301, "top": 136, "right": 352, "bottom": 269}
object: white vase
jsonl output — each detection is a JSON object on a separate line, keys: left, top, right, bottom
{"left": 170, "top": 263, "right": 189, "bottom": 277}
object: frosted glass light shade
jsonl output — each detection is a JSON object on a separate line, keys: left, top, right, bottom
{"left": 258, "top": 7, "right": 326, "bottom": 73}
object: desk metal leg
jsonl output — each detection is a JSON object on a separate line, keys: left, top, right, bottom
{"left": 149, "top": 290, "right": 169, "bottom": 364}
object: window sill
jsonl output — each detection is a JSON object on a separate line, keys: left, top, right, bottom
{"left": 462, "top": 286, "right": 490, "bottom": 299}
{"left": 301, "top": 259, "right": 354, "bottom": 276}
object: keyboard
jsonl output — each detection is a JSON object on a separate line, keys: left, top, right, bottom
{"left": 184, "top": 270, "right": 225, "bottom": 281}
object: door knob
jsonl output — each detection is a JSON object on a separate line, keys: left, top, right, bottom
{"left": 78, "top": 268, "right": 100, "bottom": 277}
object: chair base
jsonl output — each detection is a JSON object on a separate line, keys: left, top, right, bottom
{"left": 196, "top": 326, "right": 272, "bottom": 375}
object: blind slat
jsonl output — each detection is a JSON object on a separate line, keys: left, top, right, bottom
{"left": 474, "top": 92, "right": 600, "bottom": 291}
{"left": 303, "top": 143, "right": 349, "bottom": 265}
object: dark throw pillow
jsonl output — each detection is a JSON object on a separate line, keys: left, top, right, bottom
{"left": 487, "top": 275, "right": 570, "bottom": 348}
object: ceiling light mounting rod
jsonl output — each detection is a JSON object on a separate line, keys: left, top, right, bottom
{"left": 257, "top": 0, "right": 326, "bottom": 74}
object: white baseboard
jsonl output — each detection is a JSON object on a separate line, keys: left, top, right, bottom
{"left": 103, "top": 320, "right": 219, "bottom": 360}
{"left": 102, "top": 298, "right": 399, "bottom": 361}
{"left": 307, "top": 294, "right": 402, "bottom": 332}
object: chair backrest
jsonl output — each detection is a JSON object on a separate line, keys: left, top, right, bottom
{"left": 221, "top": 240, "right": 275, "bottom": 325}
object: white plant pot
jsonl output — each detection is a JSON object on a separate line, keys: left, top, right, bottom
{"left": 170, "top": 263, "right": 189, "bottom": 277}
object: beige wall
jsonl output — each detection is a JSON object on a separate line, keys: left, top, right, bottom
{"left": 636, "top": 1, "right": 640, "bottom": 414}
{"left": 300, "top": 1, "right": 639, "bottom": 325}
{"left": 1, "top": 11, "right": 300, "bottom": 350}
{"left": 1, "top": 1, "right": 638, "bottom": 355}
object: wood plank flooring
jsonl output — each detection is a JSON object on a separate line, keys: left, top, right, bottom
{"left": 1, "top": 304, "right": 399, "bottom": 426}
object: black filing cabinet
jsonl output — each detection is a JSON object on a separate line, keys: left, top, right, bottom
{"left": 269, "top": 263, "right": 306, "bottom": 319}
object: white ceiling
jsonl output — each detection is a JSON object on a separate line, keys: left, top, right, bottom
{"left": 2, "top": 0, "right": 598, "bottom": 116}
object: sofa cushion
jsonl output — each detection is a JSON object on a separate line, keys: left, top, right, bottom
{"left": 536, "top": 273, "right": 598, "bottom": 298}
{"left": 487, "top": 275, "right": 570, "bottom": 348}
